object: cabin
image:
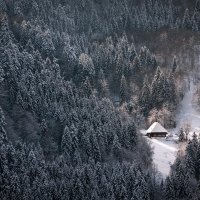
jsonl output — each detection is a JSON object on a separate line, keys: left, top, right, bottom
{"left": 146, "top": 122, "right": 168, "bottom": 138}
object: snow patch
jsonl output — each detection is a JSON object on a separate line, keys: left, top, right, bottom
{"left": 151, "top": 138, "right": 177, "bottom": 152}
{"left": 148, "top": 138, "right": 178, "bottom": 178}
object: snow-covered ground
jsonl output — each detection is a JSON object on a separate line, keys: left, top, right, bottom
{"left": 140, "top": 130, "right": 179, "bottom": 178}
{"left": 140, "top": 128, "right": 179, "bottom": 178}
{"left": 148, "top": 138, "right": 178, "bottom": 178}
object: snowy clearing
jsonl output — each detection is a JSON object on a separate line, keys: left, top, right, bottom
{"left": 148, "top": 138, "right": 178, "bottom": 178}
{"left": 140, "top": 130, "right": 179, "bottom": 178}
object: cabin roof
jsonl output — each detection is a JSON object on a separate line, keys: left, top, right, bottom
{"left": 146, "top": 122, "right": 168, "bottom": 134}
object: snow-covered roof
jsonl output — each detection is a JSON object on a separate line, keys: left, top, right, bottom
{"left": 146, "top": 122, "right": 168, "bottom": 134}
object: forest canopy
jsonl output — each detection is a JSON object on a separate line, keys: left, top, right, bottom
{"left": 1, "top": 0, "right": 200, "bottom": 199}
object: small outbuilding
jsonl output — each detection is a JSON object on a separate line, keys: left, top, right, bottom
{"left": 146, "top": 122, "right": 168, "bottom": 138}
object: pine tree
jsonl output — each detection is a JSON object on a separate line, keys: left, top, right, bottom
{"left": 0, "top": 62, "right": 4, "bottom": 82}
{"left": 116, "top": 53, "right": 124, "bottom": 81}
{"left": 178, "top": 128, "right": 185, "bottom": 142}
{"left": 112, "top": 134, "right": 122, "bottom": 160}
{"left": 82, "top": 77, "right": 93, "bottom": 97}
{"left": 196, "top": 0, "right": 200, "bottom": 12}
{"left": 61, "top": 126, "right": 73, "bottom": 157}
{"left": 59, "top": 179, "right": 70, "bottom": 200}
{"left": 192, "top": 16, "right": 199, "bottom": 32}
{"left": 127, "top": 123, "right": 137, "bottom": 148}
{"left": 128, "top": 43, "right": 137, "bottom": 62}
{"left": 0, "top": 14, "right": 13, "bottom": 47}
{"left": 172, "top": 56, "right": 177, "bottom": 73}
{"left": 133, "top": 171, "right": 151, "bottom": 200}
{"left": 70, "top": 124, "right": 79, "bottom": 152}
{"left": 98, "top": 174, "right": 110, "bottom": 199}
{"left": 151, "top": 66, "right": 163, "bottom": 108}
{"left": 79, "top": 53, "right": 95, "bottom": 83}
{"left": 182, "top": 8, "right": 191, "bottom": 30}
{"left": 140, "top": 75, "right": 151, "bottom": 116}
{"left": 151, "top": 56, "right": 157, "bottom": 70}
{"left": 25, "top": 39, "right": 35, "bottom": 54}
{"left": 81, "top": 127, "right": 92, "bottom": 158}
{"left": 91, "top": 189, "right": 100, "bottom": 200}
{"left": 90, "top": 133, "right": 101, "bottom": 162}
{"left": 164, "top": 176, "right": 176, "bottom": 200}
{"left": 0, "top": 0, "right": 7, "bottom": 12}
{"left": 139, "top": 46, "right": 148, "bottom": 67}
{"left": 0, "top": 107, "right": 7, "bottom": 145}
{"left": 185, "top": 133, "right": 199, "bottom": 178}
{"left": 133, "top": 56, "right": 141, "bottom": 74}
{"left": 28, "top": 149, "right": 38, "bottom": 168}
{"left": 62, "top": 34, "right": 77, "bottom": 65}
{"left": 40, "top": 30, "right": 55, "bottom": 57}
{"left": 162, "top": 73, "right": 171, "bottom": 103}
{"left": 73, "top": 149, "right": 82, "bottom": 166}
{"left": 168, "top": 73, "right": 176, "bottom": 105}
{"left": 119, "top": 185, "right": 128, "bottom": 200}
{"left": 9, "top": 173, "right": 21, "bottom": 199}
{"left": 120, "top": 75, "right": 128, "bottom": 104}
{"left": 97, "top": 69, "right": 110, "bottom": 98}
{"left": 71, "top": 173, "right": 84, "bottom": 200}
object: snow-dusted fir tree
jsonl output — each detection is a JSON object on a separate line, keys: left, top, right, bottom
{"left": 140, "top": 75, "right": 151, "bottom": 116}
{"left": 90, "top": 133, "right": 101, "bottom": 162}
{"left": 151, "top": 66, "right": 163, "bottom": 108}
{"left": 81, "top": 77, "right": 93, "bottom": 97}
{"left": 0, "top": 107, "right": 7, "bottom": 144}
{"left": 0, "top": 14, "right": 14, "bottom": 48}
{"left": 172, "top": 56, "right": 178, "bottom": 73}
{"left": 79, "top": 53, "right": 95, "bottom": 83}
{"left": 112, "top": 134, "right": 122, "bottom": 160}
{"left": 133, "top": 56, "right": 141, "bottom": 74}
{"left": 97, "top": 69, "right": 110, "bottom": 98}
{"left": 178, "top": 128, "right": 185, "bottom": 142}
{"left": 61, "top": 126, "right": 73, "bottom": 157}
{"left": 182, "top": 8, "right": 191, "bottom": 30}
{"left": 0, "top": 0, "right": 7, "bottom": 12}
{"left": 120, "top": 75, "right": 128, "bottom": 104}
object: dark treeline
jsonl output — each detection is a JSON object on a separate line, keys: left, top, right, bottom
{"left": 0, "top": 0, "right": 200, "bottom": 199}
